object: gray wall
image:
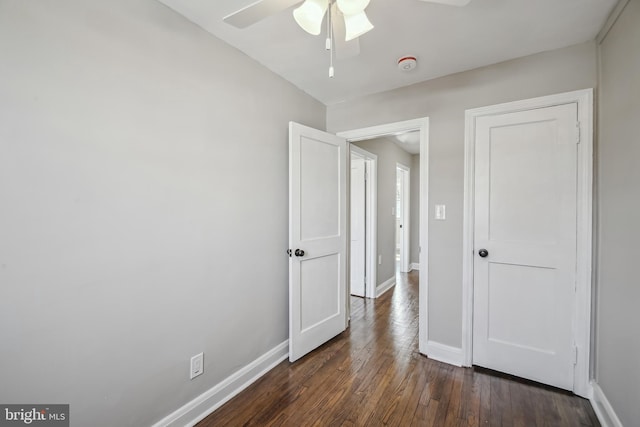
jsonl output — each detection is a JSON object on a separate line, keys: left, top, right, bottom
{"left": 410, "top": 155, "right": 421, "bottom": 265}
{"left": 596, "top": 0, "right": 640, "bottom": 424}
{"left": 352, "top": 138, "right": 412, "bottom": 286}
{"left": 0, "top": 1, "right": 324, "bottom": 426}
{"left": 329, "top": 41, "right": 598, "bottom": 348}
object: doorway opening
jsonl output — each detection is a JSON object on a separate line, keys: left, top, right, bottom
{"left": 287, "top": 119, "right": 428, "bottom": 362}
{"left": 339, "top": 118, "right": 429, "bottom": 354}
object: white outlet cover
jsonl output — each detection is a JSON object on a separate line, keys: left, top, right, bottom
{"left": 435, "top": 204, "right": 446, "bottom": 220}
{"left": 190, "top": 352, "right": 204, "bottom": 379}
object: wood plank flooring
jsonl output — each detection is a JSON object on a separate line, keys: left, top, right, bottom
{"left": 197, "top": 271, "right": 599, "bottom": 426}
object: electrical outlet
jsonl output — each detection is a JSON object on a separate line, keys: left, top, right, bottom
{"left": 190, "top": 352, "right": 204, "bottom": 380}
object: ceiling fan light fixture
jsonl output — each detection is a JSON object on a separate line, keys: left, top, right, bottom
{"left": 293, "top": 0, "right": 329, "bottom": 35}
{"left": 336, "top": 0, "right": 370, "bottom": 16}
{"left": 343, "top": 10, "right": 374, "bottom": 41}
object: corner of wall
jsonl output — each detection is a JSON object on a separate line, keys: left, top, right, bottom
{"left": 425, "top": 341, "right": 463, "bottom": 367}
{"left": 596, "top": 0, "right": 631, "bottom": 44}
{"left": 590, "top": 382, "right": 624, "bottom": 427}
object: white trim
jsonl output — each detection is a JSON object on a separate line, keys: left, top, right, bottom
{"left": 376, "top": 276, "right": 396, "bottom": 297}
{"left": 338, "top": 117, "right": 429, "bottom": 355}
{"left": 152, "top": 341, "right": 289, "bottom": 427}
{"left": 410, "top": 263, "right": 420, "bottom": 271}
{"left": 591, "top": 382, "right": 624, "bottom": 427}
{"left": 350, "top": 145, "right": 378, "bottom": 299}
{"left": 338, "top": 119, "right": 427, "bottom": 142}
{"left": 426, "top": 341, "right": 463, "bottom": 367}
{"left": 596, "top": 0, "right": 630, "bottom": 44}
{"left": 462, "top": 89, "right": 594, "bottom": 398}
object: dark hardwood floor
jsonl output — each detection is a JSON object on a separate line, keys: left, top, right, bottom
{"left": 198, "top": 271, "right": 599, "bottom": 426}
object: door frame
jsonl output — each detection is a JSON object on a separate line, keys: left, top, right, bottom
{"left": 396, "top": 163, "right": 411, "bottom": 274}
{"left": 461, "top": 89, "right": 594, "bottom": 397}
{"left": 350, "top": 145, "right": 378, "bottom": 299}
{"left": 338, "top": 117, "right": 429, "bottom": 354}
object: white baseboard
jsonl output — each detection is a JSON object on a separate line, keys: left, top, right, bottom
{"left": 376, "top": 276, "right": 396, "bottom": 297}
{"left": 152, "top": 340, "right": 289, "bottom": 427}
{"left": 590, "top": 381, "right": 624, "bottom": 427}
{"left": 425, "top": 341, "right": 463, "bottom": 367}
{"left": 410, "top": 263, "right": 420, "bottom": 271}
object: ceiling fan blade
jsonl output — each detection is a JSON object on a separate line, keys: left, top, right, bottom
{"left": 332, "top": 6, "right": 361, "bottom": 60}
{"left": 418, "top": 0, "right": 471, "bottom": 6}
{"left": 223, "top": 0, "right": 303, "bottom": 28}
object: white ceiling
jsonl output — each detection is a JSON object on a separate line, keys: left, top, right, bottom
{"left": 157, "top": 0, "right": 616, "bottom": 105}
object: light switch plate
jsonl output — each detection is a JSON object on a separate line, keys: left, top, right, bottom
{"left": 190, "top": 352, "right": 204, "bottom": 379}
{"left": 435, "top": 205, "right": 446, "bottom": 220}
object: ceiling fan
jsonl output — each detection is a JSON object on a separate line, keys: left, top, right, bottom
{"left": 223, "top": 0, "right": 471, "bottom": 76}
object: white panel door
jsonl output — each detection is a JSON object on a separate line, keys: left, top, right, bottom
{"left": 472, "top": 103, "right": 578, "bottom": 390}
{"left": 350, "top": 157, "right": 366, "bottom": 297}
{"left": 289, "top": 122, "right": 347, "bottom": 362}
{"left": 396, "top": 165, "right": 410, "bottom": 274}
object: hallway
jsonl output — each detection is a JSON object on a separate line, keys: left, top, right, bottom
{"left": 198, "top": 271, "right": 598, "bottom": 426}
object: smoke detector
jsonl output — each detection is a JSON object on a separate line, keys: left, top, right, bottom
{"left": 397, "top": 56, "right": 417, "bottom": 72}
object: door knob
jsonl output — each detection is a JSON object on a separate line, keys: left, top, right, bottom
{"left": 294, "top": 249, "right": 305, "bottom": 257}
{"left": 478, "top": 249, "right": 489, "bottom": 258}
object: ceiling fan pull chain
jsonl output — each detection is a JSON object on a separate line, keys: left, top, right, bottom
{"left": 328, "top": 0, "right": 335, "bottom": 78}
{"left": 326, "top": 0, "right": 332, "bottom": 50}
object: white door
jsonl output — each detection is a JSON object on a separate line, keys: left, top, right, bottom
{"left": 350, "top": 156, "right": 366, "bottom": 297}
{"left": 289, "top": 122, "right": 347, "bottom": 362}
{"left": 396, "top": 165, "right": 410, "bottom": 274}
{"left": 472, "top": 103, "right": 578, "bottom": 390}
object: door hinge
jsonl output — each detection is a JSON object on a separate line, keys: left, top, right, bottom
{"left": 573, "top": 345, "right": 578, "bottom": 365}
{"left": 576, "top": 121, "right": 581, "bottom": 144}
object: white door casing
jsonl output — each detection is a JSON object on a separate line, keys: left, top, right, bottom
{"left": 350, "top": 144, "right": 378, "bottom": 300}
{"left": 472, "top": 103, "right": 578, "bottom": 390}
{"left": 350, "top": 156, "right": 366, "bottom": 297}
{"left": 462, "top": 89, "right": 593, "bottom": 398}
{"left": 338, "top": 117, "right": 429, "bottom": 354}
{"left": 289, "top": 122, "right": 347, "bottom": 362}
